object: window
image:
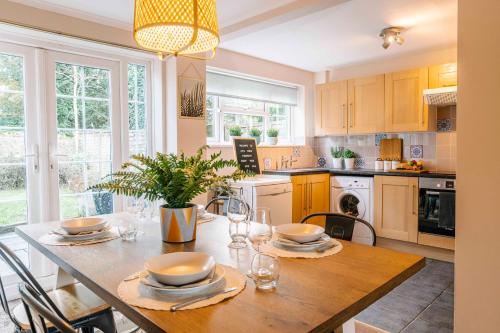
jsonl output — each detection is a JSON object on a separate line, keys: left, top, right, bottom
{"left": 128, "top": 63, "right": 148, "bottom": 156}
{"left": 206, "top": 71, "right": 298, "bottom": 144}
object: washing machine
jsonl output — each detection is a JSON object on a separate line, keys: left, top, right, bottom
{"left": 330, "top": 176, "right": 374, "bottom": 245}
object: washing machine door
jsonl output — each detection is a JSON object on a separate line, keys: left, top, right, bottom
{"left": 336, "top": 190, "right": 366, "bottom": 220}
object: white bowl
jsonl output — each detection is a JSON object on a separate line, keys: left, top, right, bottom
{"left": 60, "top": 217, "right": 108, "bottom": 235}
{"left": 275, "top": 223, "right": 325, "bottom": 243}
{"left": 144, "top": 252, "right": 215, "bottom": 286}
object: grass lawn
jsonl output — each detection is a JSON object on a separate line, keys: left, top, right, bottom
{"left": 0, "top": 189, "right": 84, "bottom": 226}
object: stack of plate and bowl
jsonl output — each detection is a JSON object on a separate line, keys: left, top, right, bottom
{"left": 273, "top": 224, "right": 336, "bottom": 252}
{"left": 140, "top": 252, "right": 225, "bottom": 297}
{"left": 52, "top": 217, "right": 111, "bottom": 241}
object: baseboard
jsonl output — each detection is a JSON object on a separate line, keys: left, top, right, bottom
{"left": 377, "top": 237, "right": 454, "bottom": 262}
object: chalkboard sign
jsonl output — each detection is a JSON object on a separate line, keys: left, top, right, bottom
{"left": 233, "top": 138, "right": 260, "bottom": 174}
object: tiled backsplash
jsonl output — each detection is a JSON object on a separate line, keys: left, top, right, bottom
{"left": 314, "top": 131, "right": 457, "bottom": 172}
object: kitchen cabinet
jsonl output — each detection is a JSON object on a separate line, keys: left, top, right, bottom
{"left": 347, "top": 74, "right": 385, "bottom": 134}
{"left": 385, "top": 68, "right": 435, "bottom": 132}
{"left": 374, "top": 176, "right": 418, "bottom": 243}
{"left": 315, "top": 81, "right": 348, "bottom": 136}
{"left": 429, "top": 63, "right": 457, "bottom": 88}
{"left": 291, "top": 173, "right": 330, "bottom": 226}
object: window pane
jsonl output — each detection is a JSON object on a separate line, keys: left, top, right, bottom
{"left": 85, "top": 100, "right": 110, "bottom": 129}
{"left": 267, "top": 104, "right": 290, "bottom": 140}
{"left": 56, "top": 97, "right": 83, "bottom": 129}
{"left": 128, "top": 64, "right": 147, "bottom": 156}
{"left": 56, "top": 63, "right": 81, "bottom": 96}
{"left": 0, "top": 53, "right": 24, "bottom": 91}
{"left": 0, "top": 92, "right": 24, "bottom": 127}
{"left": 223, "top": 113, "right": 264, "bottom": 142}
{"left": 206, "top": 95, "right": 217, "bottom": 109}
{"left": 206, "top": 109, "right": 215, "bottom": 139}
{"left": 84, "top": 67, "right": 110, "bottom": 98}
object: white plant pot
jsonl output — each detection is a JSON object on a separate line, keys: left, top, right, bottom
{"left": 344, "top": 158, "right": 355, "bottom": 169}
{"left": 332, "top": 157, "right": 343, "bottom": 169}
{"left": 266, "top": 136, "right": 278, "bottom": 145}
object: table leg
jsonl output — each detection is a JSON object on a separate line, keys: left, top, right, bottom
{"left": 54, "top": 266, "right": 76, "bottom": 289}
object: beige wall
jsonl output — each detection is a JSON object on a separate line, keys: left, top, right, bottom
{"left": 455, "top": 0, "right": 500, "bottom": 332}
{"left": 317, "top": 46, "right": 457, "bottom": 83}
{"left": 0, "top": 1, "right": 136, "bottom": 48}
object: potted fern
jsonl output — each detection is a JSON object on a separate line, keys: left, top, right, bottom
{"left": 266, "top": 128, "right": 279, "bottom": 145}
{"left": 343, "top": 149, "right": 357, "bottom": 169}
{"left": 228, "top": 126, "right": 242, "bottom": 141}
{"left": 91, "top": 146, "right": 246, "bottom": 243}
{"left": 249, "top": 128, "right": 262, "bottom": 145}
{"left": 330, "top": 147, "right": 343, "bottom": 169}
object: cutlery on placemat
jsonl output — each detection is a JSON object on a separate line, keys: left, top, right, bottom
{"left": 170, "top": 287, "right": 237, "bottom": 312}
{"left": 315, "top": 242, "right": 338, "bottom": 253}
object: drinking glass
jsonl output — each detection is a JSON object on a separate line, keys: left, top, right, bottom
{"left": 227, "top": 196, "right": 250, "bottom": 249}
{"left": 248, "top": 207, "right": 273, "bottom": 252}
{"left": 250, "top": 253, "right": 280, "bottom": 290}
{"left": 117, "top": 218, "right": 138, "bottom": 241}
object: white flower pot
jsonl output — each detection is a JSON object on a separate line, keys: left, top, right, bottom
{"left": 344, "top": 158, "right": 355, "bottom": 169}
{"left": 332, "top": 157, "right": 343, "bottom": 169}
{"left": 266, "top": 136, "right": 278, "bottom": 145}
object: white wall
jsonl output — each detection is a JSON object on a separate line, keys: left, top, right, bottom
{"left": 455, "top": 1, "right": 500, "bottom": 331}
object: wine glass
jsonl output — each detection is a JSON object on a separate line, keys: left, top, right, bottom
{"left": 250, "top": 253, "right": 280, "bottom": 290}
{"left": 248, "top": 207, "right": 273, "bottom": 252}
{"left": 227, "top": 196, "right": 250, "bottom": 249}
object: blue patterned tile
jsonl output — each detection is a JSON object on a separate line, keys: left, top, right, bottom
{"left": 410, "top": 145, "right": 423, "bottom": 159}
{"left": 292, "top": 146, "right": 301, "bottom": 158}
{"left": 317, "top": 156, "right": 327, "bottom": 168}
{"left": 437, "top": 119, "right": 452, "bottom": 132}
{"left": 375, "top": 133, "right": 387, "bottom": 146}
{"left": 354, "top": 158, "right": 365, "bottom": 168}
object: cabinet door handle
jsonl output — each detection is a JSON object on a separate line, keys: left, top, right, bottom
{"left": 341, "top": 104, "right": 345, "bottom": 128}
{"left": 412, "top": 185, "right": 417, "bottom": 215}
{"left": 303, "top": 184, "right": 308, "bottom": 214}
{"left": 349, "top": 102, "right": 354, "bottom": 128}
{"left": 309, "top": 183, "right": 313, "bottom": 210}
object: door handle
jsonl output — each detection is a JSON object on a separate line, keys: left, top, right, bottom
{"left": 25, "top": 144, "right": 39, "bottom": 173}
{"left": 303, "top": 184, "right": 308, "bottom": 214}
{"left": 412, "top": 185, "right": 417, "bottom": 215}
{"left": 309, "top": 183, "right": 313, "bottom": 210}
{"left": 341, "top": 104, "right": 346, "bottom": 128}
{"left": 349, "top": 102, "right": 354, "bottom": 128}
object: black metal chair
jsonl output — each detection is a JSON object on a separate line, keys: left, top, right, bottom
{"left": 205, "top": 196, "right": 251, "bottom": 217}
{"left": 0, "top": 242, "right": 117, "bottom": 333}
{"left": 300, "top": 213, "right": 377, "bottom": 246}
{"left": 19, "top": 282, "right": 77, "bottom": 333}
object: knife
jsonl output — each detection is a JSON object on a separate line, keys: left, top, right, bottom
{"left": 170, "top": 287, "right": 237, "bottom": 312}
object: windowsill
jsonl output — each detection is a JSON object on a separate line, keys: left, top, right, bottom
{"left": 207, "top": 143, "right": 305, "bottom": 148}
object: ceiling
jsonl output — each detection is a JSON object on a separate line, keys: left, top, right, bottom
{"left": 11, "top": 0, "right": 457, "bottom": 72}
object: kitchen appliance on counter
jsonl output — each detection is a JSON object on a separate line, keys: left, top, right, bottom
{"left": 330, "top": 176, "right": 374, "bottom": 245}
{"left": 418, "top": 177, "right": 456, "bottom": 237}
{"left": 233, "top": 177, "right": 292, "bottom": 226}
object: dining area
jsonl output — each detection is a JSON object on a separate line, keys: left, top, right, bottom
{"left": 5, "top": 196, "right": 424, "bottom": 333}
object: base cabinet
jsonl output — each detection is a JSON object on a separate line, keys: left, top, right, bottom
{"left": 374, "top": 176, "right": 419, "bottom": 243}
{"left": 291, "top": 173, "right": 329, "bottom": 226}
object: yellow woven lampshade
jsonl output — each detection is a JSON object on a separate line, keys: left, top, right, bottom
{"left": 134, "top": 0, "right": 219, "bottom": 57}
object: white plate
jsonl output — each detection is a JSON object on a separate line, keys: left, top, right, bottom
{"left": 145, "top": 252, "right": 215, "bottom": 286}
{"left": 60, "top": 217, "right": 108, "bottom": 234}
{"left": 275, "top": 223, "right": 325, "bottom": 243}
{"left": 140, "top": 265, "right": 226, "bottom": 296}
{"left": 52, "top": 226, "right": 111, "bottom": 241}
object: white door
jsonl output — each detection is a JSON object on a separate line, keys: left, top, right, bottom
{"left": 45, "top": 51, "right": 122, "bottom": 221}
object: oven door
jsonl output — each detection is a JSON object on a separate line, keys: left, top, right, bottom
{"left": 418, "top": 188, "right": 455, "bottom": 237}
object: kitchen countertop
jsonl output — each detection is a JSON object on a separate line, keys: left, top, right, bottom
{"left": 262, "top": 168, "right": 456, "bottom": 179}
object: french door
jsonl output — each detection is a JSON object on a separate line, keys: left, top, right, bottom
{"left": 0, "top": 41, "right": 144, "bottom": 295}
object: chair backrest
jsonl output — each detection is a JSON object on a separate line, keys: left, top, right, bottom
{"left": 0, "top": 242, "right": 67, "bottom": 321}
{"left": 205, "top": 196, "right": 250, "bottom": 217}
{"left": 19, "top": 282, "right": 77, "bottom": 333}
{"left": 0, "top": 270, "right": 21, "bottom": 330}
{"left": 300, "top": 213, "right": 377, "bottom": 246}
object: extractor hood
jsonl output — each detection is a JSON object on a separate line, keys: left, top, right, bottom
{"left": 423, "top": 86, "right": 457, "bottom": 106}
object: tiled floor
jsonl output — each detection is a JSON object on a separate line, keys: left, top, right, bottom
{"left": 356, "top": 258, "right": 454, "bottom": 333}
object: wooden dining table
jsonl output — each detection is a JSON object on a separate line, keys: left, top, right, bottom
{"left": 16, "top": 216, "right": 424, "bottom": 333}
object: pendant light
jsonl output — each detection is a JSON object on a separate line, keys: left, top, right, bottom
{"left": 133, "top": 0, "right": 220, "bottom": 59}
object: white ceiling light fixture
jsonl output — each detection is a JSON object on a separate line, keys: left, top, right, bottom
{"left": 379, "top": 26, "right": 406, "bottom": 49}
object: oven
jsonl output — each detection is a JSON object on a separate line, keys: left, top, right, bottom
{"left": 418, "top": 177, "right": 456, "bottom": 237}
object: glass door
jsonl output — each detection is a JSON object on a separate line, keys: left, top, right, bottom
{"left": 46, "top": 51, "right": 122, "bottom": 221}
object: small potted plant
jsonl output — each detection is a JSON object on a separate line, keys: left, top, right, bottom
{"left": 91, "top": 146, "right": 247, "bottom": 243}
{"left": 266, "top": 128, "right": 279, "bottom": 145}
{"left": 343, "top": 149, "right": 357, "bottom": 169}
{"left": 249, "top": 128, "right": 262, "bottom": 145}
{"left": 228, "top": 126, "right": 242, "bottom": 141}
{"left": 330, "top": 147, "right": 343, "bottom": 169}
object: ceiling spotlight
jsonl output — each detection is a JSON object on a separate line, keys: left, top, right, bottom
{"left": 379, "top": 26, "right": 406, "bottom": 49}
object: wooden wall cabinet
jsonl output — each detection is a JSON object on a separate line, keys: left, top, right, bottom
{"left": 347, "top": 74, "right": 385, "bottom": 134}
{"left": 429, "top": 63, "right": 457, "bottom": 88}
{"left": 385, "top": 68, "right": 435, "bottom": 132}
{"left": 374, "top": 176, "right": 419, "bottom": 243}
{"left": 315, "top": 81, "right": 347, "bottom": 136}
{"left": 291, "top": 173, "right": 330, "bottom": 226}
